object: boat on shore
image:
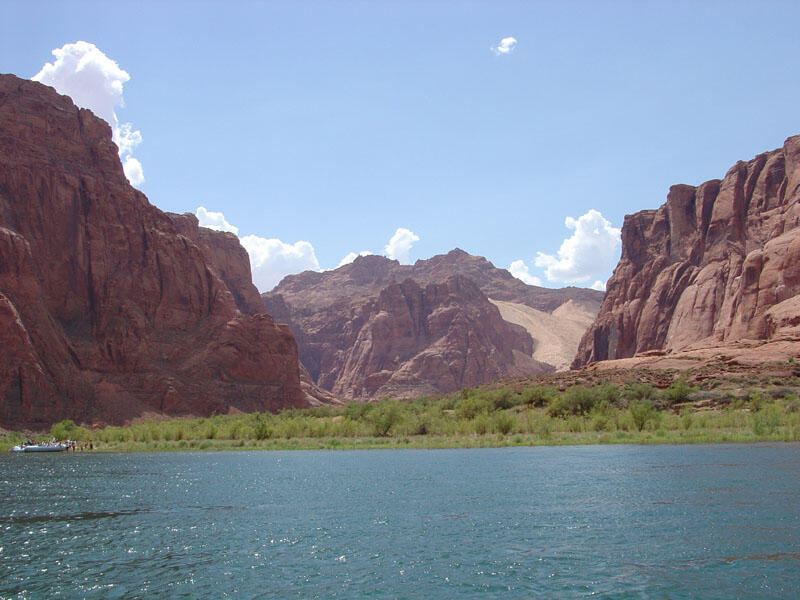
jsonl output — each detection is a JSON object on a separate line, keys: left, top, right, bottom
{"left": 11, "top": 440, "right": 70, "bottom": 453}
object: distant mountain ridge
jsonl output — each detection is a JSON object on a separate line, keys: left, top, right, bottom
{"left": 264, "top": 250, "right": 604, "bottom": 400}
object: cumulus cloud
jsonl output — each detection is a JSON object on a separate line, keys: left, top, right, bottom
{"left": 384, "top": 227, "right": 420, "bottom": 264}
{"left": 337, "top": 251, "right": 373, "bottom": 268}
{"left": 196, "top": 206, "right": 239, "bottom": 235}
{"left": 240, "top": 235, "right": 320, "bottom": 292}
{"left": 123, "top": 157, "right": 145, "bottom": 187}
{"left": 492, "top": 36, "right": 518, "bottom": 55}
{"left": 508, "top": 259, "right": 542, "bottom": 287}
{"left": 32, "top": 41, "right": 144, "bottom": 186}
{"left": 591, "top": 280, "right": 607, "bottom": 292}
{"left": 534, "top": 209, "right": 621, "bottom": 284}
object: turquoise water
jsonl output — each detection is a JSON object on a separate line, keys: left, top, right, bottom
{"left": 1, "top": 444, "right": 799, "bottom": 598}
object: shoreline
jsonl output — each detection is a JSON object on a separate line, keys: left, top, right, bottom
{"left": 4, "top": 374, "right": 799, "bottom": 453}
{"left": 6, "top": 429, "right": 796, "bottom": 453}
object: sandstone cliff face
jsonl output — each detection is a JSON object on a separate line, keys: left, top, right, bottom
{"left": 0, "top": 74, "right": 306, "bottom": 428}
{"left": 264, "top": 251, "right": 603, "bottom": 400}
{"left": 574, "top": 135, "right": 800, "bottom": 367}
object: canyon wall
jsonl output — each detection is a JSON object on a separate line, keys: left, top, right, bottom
{"left": 574, "top": 135, "right": 800, "bottom": 367}
{"left": 0, "top": 74, "right": 306, "bottom": 428}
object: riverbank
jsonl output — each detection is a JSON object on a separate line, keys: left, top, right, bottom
{"left": 3, "top": 375, "right": 799, "bottom": 452}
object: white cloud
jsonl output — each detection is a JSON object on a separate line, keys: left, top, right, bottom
{"left": 384, "top": 227, "right": 419, "bottom": 264}
{"left": 534, "top": 209, "right": 621, "bottom": 284}
{"left": 591, "top": 280, "right": 606, "bottom": 292}
{"left": 32, "top": 41, "right": 144, "bottom": 187}
{"left": 196, "top": 206, "right": 239, "bottom": 235}
{"left": 508, "top": 259, "right": 542, "bottom": 286}
{"left": 337, "top": 251, "right": 373, "bottom": 268}
{"left": 240, "top": 234, "right": 320, "bottom": 292}
{"left": 492, "top": 36, "right": 518, "bottom": 55}
{"left": 123, "top": 157, "right": 145, "bottom": 187}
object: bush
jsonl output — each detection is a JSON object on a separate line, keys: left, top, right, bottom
{"left": 456, "top": 396, "right": 492, "bottom": 420}
{"left": 629, "top": 400, "right": 656, "bottom": 431}
{"left": 680, "top": 408, "right": 694, "bottom": 430}
{"left": 253, "top": 413, "right": 273, "bottom": 440}
{"left": 488, "top": 388, "right": 517, "bottom": 410}
{"left": 521, "top": 386, "right": 558, "bottom": 407}
{"left": 663, "top": 377, "right": 695, "bottom": 406}
{"left": 494, "top": 412, "right": 515, "bottom": 435}
{"left": 548, "top": 386, "right": 600, "bottom": 417}
{"left": 50, "top": 419, "right": 90, "bottom": 441}
{"left": 370, "top": 399, "right": 401, "bottom": 437}
{"left": 625, "top": 383, "right": 657, "bottom": 403}
{"left": 752, "top": 404, "right": 781, "bottom": 436}
{"left": 344, "top": 401, "right": 371, "bottom": 421}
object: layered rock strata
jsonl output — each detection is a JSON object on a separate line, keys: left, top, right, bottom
{"left": 0, "top": 74, "right": 306, "bottom": 428}
{"left": 574, "top": 135, "right": 800, "bottom": 367}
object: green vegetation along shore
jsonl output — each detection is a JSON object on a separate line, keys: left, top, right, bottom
{"left": 3, "top": 372, "right": 800, "bottom": 452}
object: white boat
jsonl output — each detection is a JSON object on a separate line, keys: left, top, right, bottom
{"left": 11, "top": 442, "right": 69, "bottom": 453}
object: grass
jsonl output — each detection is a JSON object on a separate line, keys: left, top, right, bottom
{"left": 3, "top": 378, "right": 800, "bottom": 452}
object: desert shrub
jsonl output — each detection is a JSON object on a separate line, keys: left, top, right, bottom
{"left": 748, "top": 391, "right": 766, "bottom": 412}
{"left": 548, "top": 386, "right": 600, "bottom": 417}
{"left": 494, "top": 412, "right": 515, "bottom": 435}
{"left": 521, "top": 386, "right": 559, "bottom": 407}
{"left": 253, "top": 413, "right": 273, "bottom": 440}
{"left": 566, "top": 415, "right": 585, "bottom": 432}
{"left": 680, "top": 408, "right": 694, "bottom": 430}
{"left": 488, "top": 388, "right": 517, "bottom": 410}
{"left": 345, "top": 401, "right": 371, "bottom": 421}
{"left": 50, "top": 419, "right": 91, "bottom": 441}
{"left": 596, "top": 383, "right": 620, "bottom": 406}
{"left": 752, "top": 404, "right": 782, "bottom": 436}
{"left": 370, "top": 399, "right": 401, "bottom": 437}
{"left": 625, "top": 383, "right": 657, "bottom": 404}
{"left": 591, "top": 413, "right": 611, "bottom": 432}
{"left": 409, "top": 416, "right": 429, "bottom": 436}
{"left": 456, "top": 395, "right": 492, "bottom": 420}
{"left": 629, "top": 400, "right": 656, "bottom": 431}
{"left": 663, "top": 377, "right": 694, "bottom": 406}
{"left": 473, "top": 414, "right": 492, "bottom": 435}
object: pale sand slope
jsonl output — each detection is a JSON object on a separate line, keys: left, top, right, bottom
{"left": 489, "top": 299, "right": 600, "bottom": 371}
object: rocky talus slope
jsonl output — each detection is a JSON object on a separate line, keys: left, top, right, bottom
{"left": 264, "top": 251, "right": 603, "bottom": 400}
{"left": 574, "top": 135, "right": 800, "bottom": 368}
{"left": 0, "top": 74, "right": 307, "bottom": 428}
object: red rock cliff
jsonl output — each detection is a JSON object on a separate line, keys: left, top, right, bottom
{"left": 574, "top": 135, "right": 800, "bottom": 367}
{"left": 0, "top": 74, "right": 306, "bottom": 428}
{"left": 264, "top": 251, "right": 602, "bottom": 400}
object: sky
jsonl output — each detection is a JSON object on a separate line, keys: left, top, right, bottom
{"left": 3, "top": 1, "right": 800, "bottom": 292}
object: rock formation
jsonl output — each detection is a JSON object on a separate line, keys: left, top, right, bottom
{"left": 264, "top": 250, "right": 603, "bottom": 400}
{"left": 0, "top": 74, "right": 306, "bottom": 428}
{"left": 574, "top": 135, "right": 800, "bottom": 367}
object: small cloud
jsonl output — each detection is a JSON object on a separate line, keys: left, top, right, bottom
{"left": 32, "top": 41, "right": 144, "bottom": 187}
{"left": 591, "top": 280, "right": 606, "bottom": 292}
{"left": 336, "top": 251, "right": 373, "bottom": 268}
{"left": 240, "top": 234, "right": 320, "bottom": 292}
{"left": 508, "top": 260, "right": 542, "bottom": 286}
{"left": 492, "top": 36, "right": 517, "bottom": 55}
{"left": 196, "top": 206, "right": 239, "bottom": 235}
{"left": 534, "top": 209, "right": 621, "bottom": 284}
{"left": 384, "top": 227, "right": 419, "bottom": 264}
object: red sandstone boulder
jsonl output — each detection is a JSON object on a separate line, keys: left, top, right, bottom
{"left": 0, "top": 74, "right": 306, "bottom": 428}
{"left": 574, "top": 135, "right": 800, "bottom": 367}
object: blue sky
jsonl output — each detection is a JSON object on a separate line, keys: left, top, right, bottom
{"left": 3, "top": 1, "right": 800, "bottom": 291}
